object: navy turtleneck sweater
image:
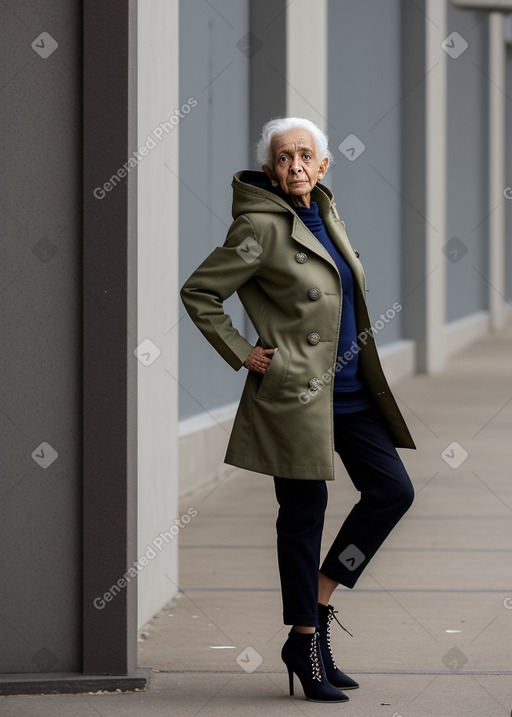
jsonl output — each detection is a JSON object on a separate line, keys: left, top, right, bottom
{"left": 295, "top": 201, "right": 372, "bottom": 413}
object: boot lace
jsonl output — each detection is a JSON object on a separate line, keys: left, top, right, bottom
{"left": 326, "top": 606, "right": 353, "bottom": 669}
{"left": 309, "top": 632, "right": 323, "bottom": 682}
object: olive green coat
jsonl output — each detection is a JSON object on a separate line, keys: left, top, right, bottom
{"left": 180, "top": 170, "right": 415, "bottom": 480}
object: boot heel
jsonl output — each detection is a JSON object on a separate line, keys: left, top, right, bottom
{"left": 287, "top": 667, "right": 294, "bottom": 696}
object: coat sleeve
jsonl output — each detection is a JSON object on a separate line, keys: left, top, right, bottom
{"left": 180, "top": 215, "right": 262, "bottom": 370}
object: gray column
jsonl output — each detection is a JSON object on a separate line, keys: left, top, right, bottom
{"left": 249, "top": 0, "right": 287, "bottom": 160}
{"left": 82, "top": 0, "right": 140, "bottom": 679}
{"left": 507, "top": 23, "right": 512, "bottom": 305}
{"left": 488, "top": 13, "right": 507, "bottom": 328}
{"left": 137, "top": 0, "right": 181, "bottom": 627}
{"left": 401, "top": 0, "right": 447, "bottom": 372}
{"left": 286, "top": 0, "right": 328, "bottom": 129}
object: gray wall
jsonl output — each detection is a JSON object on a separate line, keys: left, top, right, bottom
{"left": 0, "top": 2, "right": 81, "bottom": 671}
{"left": 178, "top": 0, "right": 250, "bottom": 421}
{"left": 327, "top": 0, "right": 403, "bottom": 346}
{"left": 445, "top": 5, "right": 489, "bottom": 322}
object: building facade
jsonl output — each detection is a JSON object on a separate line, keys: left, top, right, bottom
{"left": 0, "top": 0, "right": 511, "bottom": 694}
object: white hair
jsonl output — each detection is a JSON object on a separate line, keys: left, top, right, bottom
{"left": 256, "top": 117, "right": 332, "bottom": 168}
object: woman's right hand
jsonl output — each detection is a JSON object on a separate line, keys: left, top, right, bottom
{"left": 244, "top": 346, "right": 275, "bottom": 374}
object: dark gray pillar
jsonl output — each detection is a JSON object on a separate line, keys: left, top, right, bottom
{"left": 0, "top": 0, "right": 83, "bottom": 679}
{"left": 0, "top": 0, "right": 148, "bottom": 695}
{"left": 249, "top": 0, "right": 287, "bottom": 163}
{"left": 82, "top": 0, "right": 139, "bottom": 678}
{"left": 400, "top": 0, "right": 429, "bottom": 369}
{"left": 506, "top": 43, "right": 512, "bottom": 302}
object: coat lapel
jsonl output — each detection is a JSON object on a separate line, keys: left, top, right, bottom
{"left": 290, "top": 201, "right": 366, "bottom": 297}
{"left": 323, "top": 212, "right": 366, "bottom": 294}
{"left": 290, "top": 217, "right": 339, "bottom": 271}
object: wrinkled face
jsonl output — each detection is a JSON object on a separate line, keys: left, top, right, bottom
{"left": 262, "top": 128, "right": 328, "bottom": 207}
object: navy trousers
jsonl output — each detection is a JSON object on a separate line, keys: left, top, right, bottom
{"left": 274, "top": 404, "right": 414, "bottom": 627}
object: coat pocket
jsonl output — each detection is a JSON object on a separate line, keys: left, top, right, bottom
{"left": 255, "top": 346, "right": 289, "bottom": 402}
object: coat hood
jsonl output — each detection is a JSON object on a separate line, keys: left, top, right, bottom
{"left": 231, "top": 170, "right": 336, "bottom": 220}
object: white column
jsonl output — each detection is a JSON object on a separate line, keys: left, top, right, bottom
{"left": 488, "top": 13, "right": 507, "bottom": 329}
{"left": 137, "top": 0, "right": 180, "bottom": 628}
{"left": 286, "top": 0, "right": 328, "bottom": 131}
{"left": 424, "top": 0, "right": 448, "bottom": 372}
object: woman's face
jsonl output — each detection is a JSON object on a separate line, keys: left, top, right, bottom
{"left": 262, "top": 128, "right": 329, "bottom": 208}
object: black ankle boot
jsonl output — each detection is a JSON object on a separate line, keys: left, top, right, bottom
{"left": 317, "top": 603, "right": 359, "bottom": 690}
{"left": 281, "top": 628, "right": 349, "bottom": 702}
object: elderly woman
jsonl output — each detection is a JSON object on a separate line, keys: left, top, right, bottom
{"left": 181, "top": 117, "right": 415, "bottom": 703}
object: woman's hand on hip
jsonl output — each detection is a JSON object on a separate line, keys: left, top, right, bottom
{"left": 244, "top": 346, "right": 275, "bottom": 374}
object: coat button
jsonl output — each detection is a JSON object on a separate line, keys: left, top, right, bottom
{"left": 354, "top": 249, "right": 360, "bottom": 258}
{"left": 307, "top": 332, "right": 320, "bottom": 345}
{"left": 307, "top": 287, "right": 321, "bottom": 301}
{"left": 295, "top": 252, "right": 308, "bottom": 263}
{"left": 308, "top": 377, "right": 320, "bottom": 391}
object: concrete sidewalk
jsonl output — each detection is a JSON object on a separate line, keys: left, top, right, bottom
{"left": 3, "top": 323, "right": 512, "bottom": 716}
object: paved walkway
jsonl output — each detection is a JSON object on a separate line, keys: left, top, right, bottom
{"left": 3, "top": 323, "right": 512, "bottom": 716}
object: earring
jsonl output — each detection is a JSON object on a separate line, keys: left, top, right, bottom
{"left": 318, "top": 174, "right": 323, "bottom": 181}
{"left": 271, "top": 180, "right": 278, "bottom": 187}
